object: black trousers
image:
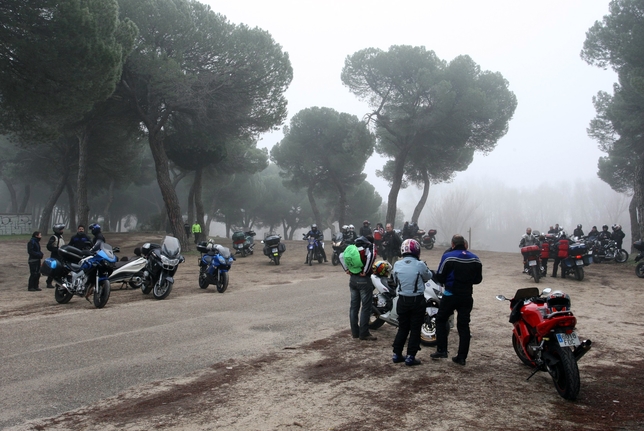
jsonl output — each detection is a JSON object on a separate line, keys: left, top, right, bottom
{"left": 28, "top": 260, "right": 41, "bottom": 290}
{"left": 392, "top": 295, "right": 426, "bottom": 357}
{"left": 435, "top": 294, "right": 473, "bottom": 359}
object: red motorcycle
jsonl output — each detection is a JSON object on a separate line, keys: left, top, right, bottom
{"left": 520, "top": 244, "right": 541, "bottom": 283}
{"left": 496, "top": 287, "right": 592, "bottom": 400}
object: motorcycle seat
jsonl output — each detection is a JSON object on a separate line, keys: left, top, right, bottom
{"left": 69, "top": 263, "right": 82, "bottom": 272}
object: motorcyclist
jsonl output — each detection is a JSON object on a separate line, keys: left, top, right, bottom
{"left": 598, "top": 224, "right": 611, "bottom": 242}
{"left": 573, "top": 224, "right": 584, "bottom": 238}
{"left": 45, "top": 224, "right": 65, "bottom": 289}
{"left": 587, "top": 226, "right": 600, "bottom": 240}
{"left": 359, "top": 220, "right": 372, "bottom": 237}
{"left": 611, "top": 224, "right": 626, "bottom": 249}
{"left": 88, "top": 223, "right": 106, "bottom": 246}
{"left": 345, "top": 224, "right": 357, "bottom": 243}
{"left": 410, "top": 222, "right": 419, "bottom": 239}
{"left": 401, "top": 221, "right": 412, "bottom": 240}
{"left": 519, "top": 227, "right": 540, "bottom": 272}
{"left": 304, "top": 224, "right": 327, "bottom": 263}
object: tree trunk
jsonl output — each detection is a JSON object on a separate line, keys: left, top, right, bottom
{"left": 193, "top": 167, "right": 206, "bottom": 236}
{"left": 411, "top": 171, "right": 430, "bottom": 224}
{"left": 76, "top": 127, "right": 91, "bottom": 227}
{"left": 332, "top": 177, "right": 347, "bottom": 228}
{"left": 629, "top": 193, "right": 639, "bottom": 253}
{"left": 148, "top": 133, "right": 189, "bottom": 249}
{"left": 102, "top": 179, "right": 115, "bottom": 232}
{"left": 635, "top": 156, "right": 644, "bottom": 243}
{"left": 39, "top": 172, "right": 69, "bottom": 234}
{"left": 307, "top": 186, "right": 322, "bottom": 229}
{"left": 66, "top": 182, "right": 76, "bottom": 229}
{"left": 187, "top": 185, "right": 195, "bottom": 229}
{"left": 386, "top": 147, "right": 411, "bottom": 226}
{"left": 2, "top": 175, "right": 18, "bottom": 213}
{"left": 19, "top": 183, "right": 31, "bottom": 213}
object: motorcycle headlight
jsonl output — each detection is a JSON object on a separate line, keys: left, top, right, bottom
{"left": 161, "top": 255, "right": 180, "bottom": 269}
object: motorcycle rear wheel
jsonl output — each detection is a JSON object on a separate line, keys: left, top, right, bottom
{"left": 547, "top": 343, "right": 580, "bottom": 400}
{"left": 368, "top": 312, "right": 386, "bottom": 329}
{"left": 93, "top": 280, "right": 111, "bottom": 309}
{"left": 636, "top": 262, "right": 644, "bottom": 278}
{"left": 153, "top": 279, "right": 173, "bottom": 300}
{"left": 332, "top": 253, "right": 339, "bottom": 266}
{"left": 424, "top": 242, "right": 434, "bottom": 250}
{"left": 54, "top": 286, "right": 73, "bottom": 304}
{"left": 615, "top": 249, "right": 629, "bottom": 263}
{"left": 512, "top": 333, "right": 536, "bottom": 368}
{"left": 420, "top": 314, "right": 438, "bottom": 346}
{"left": 574, "top": 266, "right": 584, "bottom": 281}
{"left": 216, "top": 272, "right": 229, "bottom": 293}
{"left": 531, "top": 266, "right": 540, "bottom": 283}
{"left": 273, "top": 255, "right": 280, "bottom": 266}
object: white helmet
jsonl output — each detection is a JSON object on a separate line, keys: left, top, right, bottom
{"left": 348, "top": 224, "right": 355, "bottom": 231}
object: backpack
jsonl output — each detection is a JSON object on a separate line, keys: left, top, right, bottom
{"left": 343, "top": 244, "right": 364, "bottom": 274}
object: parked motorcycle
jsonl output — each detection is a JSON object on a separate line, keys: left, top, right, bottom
{"left": 109, "top": 247, "right": 147, "bottom": 289}
{"left": 261, "top": 233, "right": 285, "bottom": 265}
{"left": 140, "top": 236, "right": 184, "bottom": 300}
{"left": 560, "top": 242, "right": 592, "bottom": 281}
{"left": 496, "top": 287, "right": 592, "bottom": 400}
{"left": 331, "top": 232, "right": 347, "bottom": 266}
{"left": 369, "top": 278, "right": 452, "bottom": 346}
{"left": 303, "top": 233, "right": 325, "bottom": 265}
{"left": 421, "top": 229, "right": 437, "bottom": 250}
{"left": 634, "top": 240, "right": 644, "bottom": 278}
{"left": 42, "top": 241, "right": 119, "bottom": 309}
{"left": 588, "top": 238, "right": 628, "bottom": 263}
{"left": 232, "top": 229, "right": 256, "bottom": 257}
{"left": 520, "top": 244, "right": 542, "bottom": 283}
{"left": 197, "top": 241, "right": 234, "bottom": 292}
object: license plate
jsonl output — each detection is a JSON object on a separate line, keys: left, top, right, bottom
{"left": 576, "top": 259, "right": 583, "bottom": 265}
{"left": 556, "top": 332, "right": 581, "bottom": 347}
{"left": 528, "top": 260, "right": 537, "bottom": 266}
{"left": 272, "top": 247, "right": 278, "bottom": 253}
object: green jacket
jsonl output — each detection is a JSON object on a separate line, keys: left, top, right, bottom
{"left": 191, "top": 223, "right": 202, "bottom": 233}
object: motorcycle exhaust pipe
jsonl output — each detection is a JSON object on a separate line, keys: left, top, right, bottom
{"left": 573, "top": 339, "right": 592, "bottom": 362}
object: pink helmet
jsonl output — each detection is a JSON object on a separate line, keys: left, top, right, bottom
{"left": 400, "top": 239, "right": 421, "bottom": 258}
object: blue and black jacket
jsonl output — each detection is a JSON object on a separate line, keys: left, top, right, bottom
{"left": 433, "top": 245, "right": 482, "bottom": 296}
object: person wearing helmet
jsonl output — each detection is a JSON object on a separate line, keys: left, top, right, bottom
{"left": 45, "top": 224, "right": 66, "bottom": 288}
{"left": 598, "top": 224, "right": 611, "bottom": 242}
{"left": 339, "top": 236, "right": 377, "bottom": 340}
{"left": 88, "top": 223, "right": 106, "bottom": 246}
{"left": 573, "top": 224, "right": 584, "bottom": 238}
{"left": 587, "top": 225, "right": 599, "bottom": 240}
{"left": 345, "top": 224, "right": 357, "bottom": 243}
{"left": 430, "top": 234, "right": 482, "bottom": 366}
{"left": 390, "top": 238, "right": 432, "bottom": 366}
{"left": 304, "top": 224, "right": 327, "bottom": 263}
{"left": 359, "top": 220, "right": 372, "bottom": 237}
{"left": 371, "top": 260, "right": 398, "bottom": 325}
{"left": 611, "top": 224, "right": 625, "bottom": 249}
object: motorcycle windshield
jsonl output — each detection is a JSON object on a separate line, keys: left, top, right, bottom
{"left": 161, "top": 236, "right": 181, "bottom": 258}
{"left": 215, "top": 244, "right": 232, "bottom": 259}
{"left": 96, "top": 242, "right": 117, "bottom": 263}
{"left": 333, "top": 232, "right": 343, "bottom": 242}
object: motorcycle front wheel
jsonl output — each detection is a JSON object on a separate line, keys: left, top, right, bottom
{"left": 93, "top": 280, "right": 111, "bottom": 309}
{"left": 547, "top": 343, "right": 580, "bottom": 400}
{"left": 332, "top": 253, "right": 339, "bottom": 266}
{"left": 574, "top": 266, "right": 584, "bottom": 281}
{"left": 216, "top": 272, "right": 229, "bottom": 293}
{"left": 368, "top": 312, "right": 386, "bottom": 329}
{"left": 141, "top": 281, "right": 153, "bottom": 294}
{"left": 307, "top": 249, "right": 314, "bottom": 266}
{"left": 420, "top": 314, "right": 437, "bottom": 346}
{"left": 615, "top": 249, "right": 629, "bottom": 263}
{"left": 636, "top": 262, "right": 644, "bottom": 278}
{"left": 153, "top": 279, "right": 173, "bottom": 300}
{"left": 317, "top": 252, "right": 323, "bottom": 264}
{"left": 54, "top": 286, "right": 73, "bottom": 304}
{"left": 198, "top": 271, "right": 209, "bottom": 289}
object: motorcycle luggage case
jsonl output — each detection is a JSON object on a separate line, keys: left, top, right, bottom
{"left": 264, "top": 235, "right": 281, "bottom": 247}
{"left": 569, "top": 244, "right": 587, "bottom": 255}
{"left": 428, "top": 229, "right": 437, "bottom": 235}
{"left": 521, "top": 245, "right": 540, "bottom": 255}
{"left": 58, "top": 245, "right": 85, "bottom": 263}
{"left": 41, "top": 257, "right": 65, "bottom": 277}
{"left": 634, "top": 240, "right": 644, "bottom": 252}
{"left": 582, "top": 254, "right": 593, "bottom": 266}
{"left": 232, "top": 232, "right": 245, "bottom": 241}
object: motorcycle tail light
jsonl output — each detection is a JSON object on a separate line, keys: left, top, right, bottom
{"left": 566, "top": 329, "right": 574, "bottom": 334}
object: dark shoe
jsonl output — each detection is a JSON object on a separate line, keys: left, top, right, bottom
{"left": 359, "top": 334, "right": 378, "bottom": 341}
{"left": 550, "top": 275, "right": 556, "bottom": 278}
{"left": 46, "top": 283, "right": 54, "bottom": 289}
{"left": 452, "top": 356, "right": 466, "bottom": 366}
{"left": 430, "top": 351, "right": 448, "bottom": 359}
{"left": 28, "top": 287, "right": 42, "bottom": 291}
{"left": 392, "top": 353, "right": 405, "bottom": 363}
{"left": 352, "top": 334, "right": 359, "bottom": 339}
{"left": 324, "top": 259, "right": 328, "bottom": 262}
{"left": 405, "top": 355, "right": 421, "bottom": 366}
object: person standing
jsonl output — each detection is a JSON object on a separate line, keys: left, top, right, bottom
{"left": 339, "top": 236, "right": 377, "bottom": 341}
{"left": 191, "top": 220, "right": 202, "bottom": 245}
{"left": 391, "top": 239, "right": 432, "bottom": 366}
{"left": 430, "top": 234, "right": 482, "bottom": 366}
{"left": 27, "top": 231, "right": 44, "bottom": 291}
{"left": 611, "top": 224, "right": 626, "bottom": 249}
{"left": 381, "top": 223, "right": 402, "bottom": 264}
{"left": 519, "top": 227, "right": 539, "bottom": 272}
{"left": 68, "top": 225, "right": 92, "bottom": 250}
{"left": 45, "top": 224, "right": 65, "bottom": 289}
{"left": 359, "top": 220, "right": 372, "bottom": 237}
{"left": 551, "top": 233, "right": 570, "bottom": 278}
{"left": 184, "top": 222, "right": 191, "bottom": 240}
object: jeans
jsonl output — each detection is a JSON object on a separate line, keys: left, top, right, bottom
{"left": 436, "top": 294, "right": 474, "bottom": 359}
{"left": 349, "top": 274, "right": 373, "bottom": 338}
{"left": 392, "top": 294, "right": 426, "bottom": 357}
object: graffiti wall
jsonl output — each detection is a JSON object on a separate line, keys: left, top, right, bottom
{"left": 0, "top": 214, "right": 32, "bottom": 235}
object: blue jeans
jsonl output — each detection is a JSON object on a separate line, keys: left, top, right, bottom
{"left": 349, "top": 274, "right": 373, "bottom": 338}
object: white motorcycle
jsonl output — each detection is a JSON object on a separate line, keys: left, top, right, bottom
{"left": 370, "top": 278, "right": 453, "bottom": 346}
{"left": 108, "top": 247, "right": 148, "bottom": 290}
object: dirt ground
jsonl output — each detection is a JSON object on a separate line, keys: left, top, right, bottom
{"left": 2, "top": 232, "right": 644, "bottom": 430}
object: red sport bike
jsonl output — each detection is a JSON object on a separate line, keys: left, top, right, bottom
{"left": 496, "top": 287, "right": 592, "bottom": 400}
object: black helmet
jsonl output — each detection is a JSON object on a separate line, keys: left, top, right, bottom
{"left": 52, "top": 224, "right": 65, "bottom": 234}
{"left": 577, "top": 224, "right": 582, "bottom": 229}
{"left": 354, "top": 236, "right": 371, "bottom": 248}
{"left": 602, "top": 224, "right": 608, "bottom": 230}
{"left": 89, "top": 223, "right": 101, "bottom": 235}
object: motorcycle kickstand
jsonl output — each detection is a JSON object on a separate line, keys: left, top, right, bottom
{"left": 526, "top": 361, "right": 544, "bottom": 381}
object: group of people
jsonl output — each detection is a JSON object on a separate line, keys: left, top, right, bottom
{"left": 339, "top": 232, "right": 483, "bottom": 367}
{"left": 184, "top": 221, "right": 203, "bottom": 245}
{"left": 26, "top": 223, "right": 106, "bottom": 291}
{"left": 519, "top": 222, "right": 626, "bottom": 278}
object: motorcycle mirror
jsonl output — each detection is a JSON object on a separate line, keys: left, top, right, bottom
{"left": 113, "top": 247, "right": 120, "bottom": 253}
{"left": 541, "top": 288, "right": 552, "bottom": 295}
{"left": 495, "top": 295, "right": 507, "bottom": 301}
{"left": 261, "top": 240, "right": 265, "bottom": 244}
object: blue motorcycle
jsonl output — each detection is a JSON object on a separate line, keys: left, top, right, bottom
{"left": 303, "top": 233, "right": 325, "bottom": 266}
{"left": 197, "top": 241, "right": 234, "bottom": 293}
